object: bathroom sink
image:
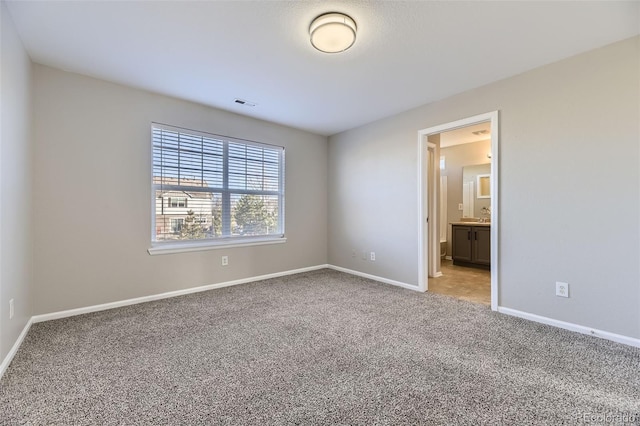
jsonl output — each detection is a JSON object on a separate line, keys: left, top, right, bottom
{"left": 459, "top": 218, "right": 480, "bottom": 222}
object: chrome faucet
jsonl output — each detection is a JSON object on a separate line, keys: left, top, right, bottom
{"left": 480, "top": 206, "right": 491, "bottom": 223}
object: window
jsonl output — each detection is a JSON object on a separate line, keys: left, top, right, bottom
{"left": 170, "top": 218, "right": 184, "bottom": 233}
{"left": 168, "top": 197, "right": 187, "bottom": 208}
{"left": 152, "top": 124, "right": 285, "bottom": 249}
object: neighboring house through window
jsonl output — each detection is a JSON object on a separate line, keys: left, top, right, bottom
{"left": 151, "top": 123, "right": 285, "bottom": 248}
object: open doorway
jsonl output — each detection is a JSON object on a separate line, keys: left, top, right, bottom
{"left": 433, "top": 124, "right": 492, "bottom": 305}
{"left": 418, "top": 112, "right": 499, "bottom": 310}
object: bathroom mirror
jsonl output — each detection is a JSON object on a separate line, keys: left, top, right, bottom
{"left": 462, "top": 163, "right": 491, "bottom": 218}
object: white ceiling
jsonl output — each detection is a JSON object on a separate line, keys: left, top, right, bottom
{"left": 5, "top": 1, "right": 639, "bottom": 136}
{"left": 440, "top": 122, "right": 491, "bottom": 148}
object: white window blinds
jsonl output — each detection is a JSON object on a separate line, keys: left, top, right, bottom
{"left": 152, "top": 123, "right": 284, "bottom": 244}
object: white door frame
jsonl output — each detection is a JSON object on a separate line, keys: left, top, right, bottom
{"left": 425, "top": 141, "right": 441, "bottom": 279}
{"left": 417, "top": 111, "right": 500, "bottom": 311}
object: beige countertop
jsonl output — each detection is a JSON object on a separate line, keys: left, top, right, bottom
{"left": 450, "top": 222, "right": 491, "bottom": 226}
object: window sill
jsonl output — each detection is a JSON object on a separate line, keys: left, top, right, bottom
{"left": 148, "top": 236, "right": 286, "bottom": 256}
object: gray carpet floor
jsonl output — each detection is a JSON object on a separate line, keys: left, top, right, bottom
{"left": 1, "top": 269, "right": 639, "bottom": 425}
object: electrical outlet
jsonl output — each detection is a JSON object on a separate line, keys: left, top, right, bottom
{"left": 221, "top": 256, "right": 229, "bottom": 266}
{"left": 370, "top": 252, "right": 376, "bottom": 261}
{"left": 9, "top": 299, "right": 14, "bottom": 320}
{"left": 351, "top": 249, "right": 356, "bottom": 258}
{"left": 556, "top": 282, "right": 569, "bottom": 298}
{"left": 458, "top": 203, "right": 463, "bottom": 211}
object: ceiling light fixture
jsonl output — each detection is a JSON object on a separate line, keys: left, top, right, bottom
{"left": 309, "top": 12, "right": 357, "bottom": 53}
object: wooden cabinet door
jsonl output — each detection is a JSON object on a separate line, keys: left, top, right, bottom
{"left": 452, "top": 225, "right": 472, "bottom": 262}
{"left": 473, "top": 226, "right": 491, "bottom": 265}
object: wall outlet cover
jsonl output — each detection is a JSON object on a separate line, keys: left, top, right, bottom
{"left": 556, "top": 282, "right": 569, "bottom": 298}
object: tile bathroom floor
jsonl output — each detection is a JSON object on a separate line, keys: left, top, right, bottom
{"left": 429, "top": 259, "right": 491, "bottom": 305}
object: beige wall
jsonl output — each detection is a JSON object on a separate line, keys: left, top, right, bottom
{"left": 328, "top": 36, "right": 640, "bottom": 339}
{"left": 441, "top": 140, "right": 491, "bottom": 256}
{"left": 32, "top": 65, "right": 328, "bottom": 314}
{"left": 0, "top": 3, "right": 34, "bottom": 362}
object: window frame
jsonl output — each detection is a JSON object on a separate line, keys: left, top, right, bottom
{"left": 149, "top": 123, "right": 286, "bottom": 255}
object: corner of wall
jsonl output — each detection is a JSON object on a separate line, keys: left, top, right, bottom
{"left": 0, "top": 0, "right": 36, "bottom": 371}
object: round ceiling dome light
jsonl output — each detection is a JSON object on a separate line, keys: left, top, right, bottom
{"left": 309, "top": 12, "right": 357, "bottom": 53}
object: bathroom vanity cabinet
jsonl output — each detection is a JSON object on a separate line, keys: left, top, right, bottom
{"left": 451, "top": 224, "right": 490, "bottom": 269}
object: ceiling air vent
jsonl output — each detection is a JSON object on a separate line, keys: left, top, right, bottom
{"left": 234, "top": 98, "right": 257, "bottom": 107}
{"left": 472, "top": 130, "right": 489, "bottom": 136}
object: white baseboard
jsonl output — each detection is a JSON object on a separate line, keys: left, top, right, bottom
{"left": 32, "top": 264, "right": 329, "bottom": 323}
{"left": 498, "top": 307, "right": 640, "bottom": 349}
{"left": 445, "top": 256, "right": 452, "bottom": 261}
{"left": 327, "top": 265, "right": 421, "bottom": 292}
{"left": 0, "top": 317, "right": 33, "bottom": 380}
